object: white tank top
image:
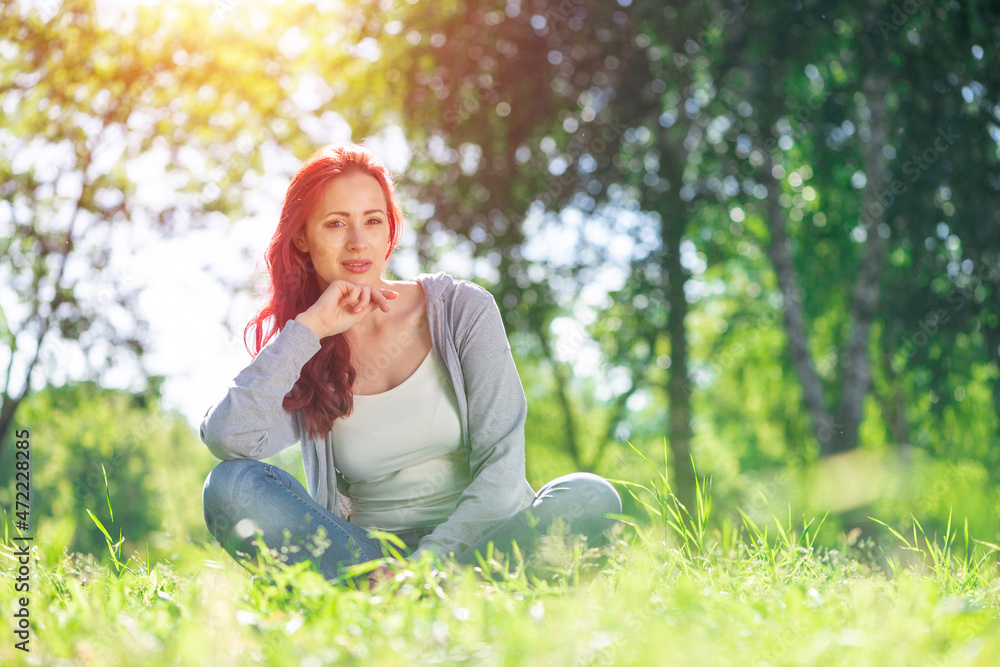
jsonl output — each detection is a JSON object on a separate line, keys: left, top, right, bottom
{"left": 331, "top": 350, "right": 470, "bottom": 532}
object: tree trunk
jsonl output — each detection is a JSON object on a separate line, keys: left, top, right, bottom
{"left": 0, "top": 321, "right": 52, "bottom": 460}
{"left": 983, "top": 320, "right": 1000, "bottom": 473}
{"left": 536, "top": 324, "right": 584, "bottom": 471}
{"left": 761, "top": 161, "right": 839, "bottom": 454}
{"left": 661, "top": 195, "right": 694, "bottom": 508}
{"left": 831, "top": 70, "right": 889, "bottom": 454}
{"left": 0, "top": 394, "right": 22, "bottom": 459}
{"left": 875, "top": 333, "right": 911, "bottom": 453}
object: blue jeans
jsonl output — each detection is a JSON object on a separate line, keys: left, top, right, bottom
{"left": 202, "top": 459, "right": 621, "bottom": 582}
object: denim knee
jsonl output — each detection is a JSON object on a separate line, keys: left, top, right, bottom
{"left": 584, "top": 473, "right": 623, "bottom": 518}
{"left": 202, "top": 458, "right": 268, "bottom": 539}
{"left": 543, "top": 472, "right": 622, "bottom": 521}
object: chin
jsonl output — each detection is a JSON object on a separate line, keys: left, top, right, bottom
{"left": 319, "top": 272, "right": 382, "bottom": 287}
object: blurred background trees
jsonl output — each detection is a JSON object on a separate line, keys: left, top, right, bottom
{"left": 1, "top": 0, "right": 999, "bottom": 557}
{"left": 0, "top": 0, "right": 309, "bottom": 453}
{"left": 0, "top": 381, "right": 211, "bottom": 556}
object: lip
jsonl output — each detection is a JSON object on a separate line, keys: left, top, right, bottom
{"left": 341, "top": 259, "right": 372, "bottom": 274}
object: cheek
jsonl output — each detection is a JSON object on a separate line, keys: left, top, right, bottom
{"left": 309, "top": 243, "right": 332, "bottom": 261}
{"left": 306, "top": 232, "right": 336, "bottom": 260}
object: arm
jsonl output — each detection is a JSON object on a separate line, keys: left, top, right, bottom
{"left": 200, "top": 320, "right": 320, "bottom": 460}
{"left": 412, "top": 290, "right": 534, "bottom": 561}
{"left": 201, "top": 281, "right": 398, "bottom": 460}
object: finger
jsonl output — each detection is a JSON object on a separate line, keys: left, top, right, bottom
{"left": 353, "top": 287, "right": 373, "bottom": 314}
{"left": 372, "top": 289, "right": 394, "bottom": 313}
{"left": 338, "top": 282, "right": 362, "bottom": 306}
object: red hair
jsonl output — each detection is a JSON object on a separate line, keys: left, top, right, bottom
{"left": 245, "top": 144, "right": 404, "bottom": 437}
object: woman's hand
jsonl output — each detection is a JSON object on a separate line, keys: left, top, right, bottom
{"left": 294, "top": 280, "right": 399, "bottom": 338}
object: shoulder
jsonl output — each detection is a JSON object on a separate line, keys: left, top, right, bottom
{"left": 414, "top": 271, "right": 497, "bottom": 311}
{"left": 380, "top": 279, "right": 427, "bottom": 318}
{"left": 413, "top": 272, "right": 508, "bottom": 348}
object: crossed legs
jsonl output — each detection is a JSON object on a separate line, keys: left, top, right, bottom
{"left": 202, "top": 459, "right": 622, "bottom": 582}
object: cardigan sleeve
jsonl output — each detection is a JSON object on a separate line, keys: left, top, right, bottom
{"left": 200, "top": 319, "right": 321, "bottom": 461}
{"left": 412, "top": 285, "right": 535, "bottom": 561}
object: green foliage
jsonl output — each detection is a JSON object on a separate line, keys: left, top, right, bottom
{"left": 0, "top": 0, "right": 327, "bottom": 449}
{"left": 2, "top": 10, "right": 1000, "bottom": 663}
{"left": 874, "top": 454, "right": 1000, "bottom": 548}
{"left": 85, "top": 463, "right": 135, "bottom": 576}
{"left": 0, "top": 382, "right": 213, "bottom": 559}
{"left": 872, "top": 512, "right": 1000, "bottom": 596}
{"left": 5, "top": 0, "right": 999, "bottom": 527}
{"left": 611, "top": 439, "right": 713, "bottom": 563}
{"left": 4, "top": 465, "right": 1000, "bottom": 666}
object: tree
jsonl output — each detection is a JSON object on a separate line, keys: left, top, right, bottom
{"left": 0, "top": 381, "right": 212, "bottom": 556}
{"left": 292, "top": 0, "right": 1000, "bottom": 476}
{"left": 712, "top": 0, "right": 1000, "bottom": 456}
{"left": 0, "top": 0, "right": 311, "bottom": 453}
{"left": 293, "top": 0, "right": 744, "bottom": 505}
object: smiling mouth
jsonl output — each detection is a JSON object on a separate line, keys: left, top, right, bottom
{"left": 342, "top": 260, "right": 372, "bottom": 273}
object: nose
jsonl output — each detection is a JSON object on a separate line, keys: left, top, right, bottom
{"left": 347, "top": 224, "right": 366, "bottom": 249}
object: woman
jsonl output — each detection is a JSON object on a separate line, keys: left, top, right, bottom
{"left": 200, "top": 144, "right": 621, "bottom": 586}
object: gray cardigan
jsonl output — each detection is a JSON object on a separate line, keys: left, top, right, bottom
{"left": 200, "top": 271, "right": 537, "bottom": 560}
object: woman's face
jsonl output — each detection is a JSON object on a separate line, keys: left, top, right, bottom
{"left": 293, "top": 171, "right": 391, "bottom": 290}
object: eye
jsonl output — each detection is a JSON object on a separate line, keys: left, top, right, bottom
{"left": 324, "top": 219, "right": 345, "bottom": 228}
{"left": 366, "top": 217, "right": 383, "bottom": 225}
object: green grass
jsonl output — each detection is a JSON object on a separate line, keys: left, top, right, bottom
{"left": 3, "top": 466, "right": 1000, "bottom": 666}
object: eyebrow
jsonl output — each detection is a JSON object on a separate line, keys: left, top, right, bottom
{"left": 321, "top": 208, "right": 386, "bottom": 218}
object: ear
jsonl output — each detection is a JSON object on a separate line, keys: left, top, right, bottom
{"left": 292, "top": 229, "right": 308, "bottom": 253}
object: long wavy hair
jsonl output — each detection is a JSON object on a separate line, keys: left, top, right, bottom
{"left": 245, "top": 144, "right": 404, "bottom": 437}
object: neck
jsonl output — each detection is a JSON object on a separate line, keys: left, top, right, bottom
{"left": 344, "top": 306, "right": 387, "bottom": 343}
